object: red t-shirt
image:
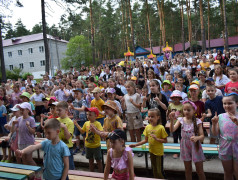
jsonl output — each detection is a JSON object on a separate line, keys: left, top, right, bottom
{"left": 225, "top": 81, "right": 238, "bottom": 94}
{"left": 191, "top": 100, "right": 205, "bottom": 119}
{"left": 48, "top": 115, "right": 59, "bottom": 119}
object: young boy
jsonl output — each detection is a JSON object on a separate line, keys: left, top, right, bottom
{"left": 90, "top": 87, "right": 105, "bottom": 126}
{"left": 174, "top": 82, "right": 188, "bottom": 102}
{"left": 161, "top": 80, "right": 172, "bottom": 102}
{"left": 56, "top": 101, "right": 75, "bottom": 170}
{"left": 0, "top": 96, "right": 7, "bottom": 137}
{"left": 69, "top": 88, "right": 87, "bottom": 155}
{"left": 51, "top": 82, "right": 70, "bottom": 101}
{"left": 203, "top": 84, "right": 225, "bottom": 144}
{"left": 16, "top": 118, "right": 70, "bottom": 180}
{"left": 74, "top": 107, "right": 103, "bottom": 172}
{"left": 90, "top": 100, "right": 123, "bottom": 149}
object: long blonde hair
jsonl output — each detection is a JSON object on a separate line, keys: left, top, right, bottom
{"left": 214, "top": 65, "right": 223, "bottom": 80}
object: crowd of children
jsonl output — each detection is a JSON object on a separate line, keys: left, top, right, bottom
{"left": 0, "top": 48, "right": 237, "bottom": 180}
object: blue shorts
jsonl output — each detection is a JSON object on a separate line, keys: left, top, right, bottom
{"left": 74, "top": 120, "right": 86, "bottom": 137}
{"left": 0, "top": 124, "right": 9, "bottom": 136}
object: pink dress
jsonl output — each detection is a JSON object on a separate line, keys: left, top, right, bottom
{"left": 179, "top": 117, "right": 205, "bottom": 162}
{"left": 218, "top": 113, "right": 238, "bottom": 161}
{"left": 110, "top": 147, "right": 134, "bottom": 180}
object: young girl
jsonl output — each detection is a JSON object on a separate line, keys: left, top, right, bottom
{"left": 212, "top": 93, "right": 238, "bottom": 180}
{"left": 11, "top": 102, "right": 36, "bottom": 165}
{"left": 213, "top": 65, "right": 230, "bottom": 94}
{"left": 169, "top": 101, "right": 206, "bottom": 180}
{"left": 144, "top": 80, "right": 168, "bottom": 127}
{"left": 130, "top": 109, "right": 168, "bottom": 179}
{"left": 122, "top": 81, "right": 143, "bottom": 143}
{"left": 225, "top": 68, "right": 238, "bottom": 94}
{"left": 30, "top": 85, "right": 45, "bottom": 122}
{"left": 104, "top": 129, "right": 134, "bottom": 180}
{"left": 168, "top": 90, "right": 183, "bottom": 159}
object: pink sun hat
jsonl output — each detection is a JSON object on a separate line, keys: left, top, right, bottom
{"left": 18, "top": 102, "right": 34, "bottom": 115}
{"left": 170, "top": 90, "right": 183, "bottom": 100}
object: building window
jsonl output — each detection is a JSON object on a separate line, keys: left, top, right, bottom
{"left": 40, "top": 60, "right": 45, "bottom": 66}
{"left": 9, "top": 65, "right": 13, "bottom": 70}
{"left": 39, "top": 46, "right": 44, "bottom": 52}
{"left": 18, "top": 50, "right": 22, "bottom": 56}
{"left": 8, "top": 52, "right": 12, "bottom": 57}
{"left": 30, "top": 62, "right": 34, "bottom": 67}
{"left": 28, "top": 48, "right": 33, "bottom": 54}
{"left": 19, "top": 63, "right": 24, "bottom": 69}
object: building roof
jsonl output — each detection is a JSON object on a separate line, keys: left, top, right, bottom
{"left": 3, "top": 33, "right": 68, "bottom": 47}
{"left": 144, "top": 35, "right": 238, "bottom": 54}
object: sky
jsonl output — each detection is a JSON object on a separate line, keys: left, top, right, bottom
{"left": 4, "top": 0, "right": 69, "bottom": 31}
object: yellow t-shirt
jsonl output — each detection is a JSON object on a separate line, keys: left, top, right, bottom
{"left": 199, "top": 62, "right": 210, "bottom": 71}
{"left": 57, "top": 117, "right": 74, "bottom": 148}
{"left": 143, "top": 124, "right": 168, "bottom": 156}
{"left": 91, "top": 98, "right": 105, "bottom": 119}
{"left": 168, "top": 103, "right": 183, "bottom": 124}
{"left": 82, "top": 121, "right": 103, "bottom": 148}
{"left": 103, "top": 115, "right": 123, "bottom": 132}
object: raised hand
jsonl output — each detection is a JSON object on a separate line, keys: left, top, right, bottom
{"left": 26, "top": 121, "right": 30, "bottom": 127}
{"left": 169, "top": 111, "right": 176, "bottom": 121}
{"left": 211, "top": 112, "right": 219, "bottom": 124}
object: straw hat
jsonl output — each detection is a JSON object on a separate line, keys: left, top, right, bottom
{"left": 102, "top": 100, "right": 118, "bottom": 113}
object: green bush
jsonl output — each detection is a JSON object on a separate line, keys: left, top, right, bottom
{"left": 22, "top": 72, "right": 33, "bottom": 80}
{"left": 6, "top": 68, "right": 22, "bottom": 80}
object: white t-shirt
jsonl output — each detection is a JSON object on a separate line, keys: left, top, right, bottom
{"left": 30, "top": 93, "right": 45, "bottom": 102}
{"left": 213, "top": 75, "right": 230, "bottom": 87}
{"left": 202, "top": 88, "right": 223, "bottom": 100}
{"left": 124, "top": 93, "right": 141, "bottom": 113}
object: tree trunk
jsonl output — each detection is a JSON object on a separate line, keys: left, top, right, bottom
{"left": 0, "top": 17, "right": 6, "bottom": 83}
{"left": 128, "top": 0, "right": 136, "bottom": 59}
{"left": 222, "top": 0, "right": 228, "bottom": 50}
{"left": 41, "top": 0, "right": 50, "bottom": 74}
{"left": 125, "top": 0, "right": 129, "bottom": 48}
{"left": 89, "top": 0, "right": 95, "bottom": 64}
{"left": 145, "top": 0, "right": 152, "bottom": 50}
{"left": 207, "top": 0, "right": 210, "bottom": 49}
{"left": 219, "top": 0, "right": 226, "bottom": 50}
{"left": 179, "top": 0, "right": 185, "bottom": 52}
{"left": 157, "top": 0, "right": 163, "bottom": 50}
{"left": 199, "top": 0, "right": 206, "bottom": 54}
{"left": 120, "top": 0, "right": 126, "bottom": 51}
{"left": 186, "top": 0, "right": 192, "bottom": 52}
{"left": 161, "top": 0, "right": 166, "bottom": 46}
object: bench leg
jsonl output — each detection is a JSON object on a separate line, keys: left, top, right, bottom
{"left": 37, "top": 149, "right": 40, "bottom": 162}
{"left": 101, "top": 149, "right": 105, "bottom": 170}
{"left": 145, "top": 152, "right": 149, "bottom": 175}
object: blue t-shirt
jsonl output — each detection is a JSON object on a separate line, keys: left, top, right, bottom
{"left": 0, "top": 105, "right": 7, "bottom": 125}
{"left": 41, "top": 139, "right": 70, "bottom": 180}
{"left": 161, "top": 90, "right": 172, "bottom": 102}
{"left": 205, "top": 96, "right": 225, "bottom": 123}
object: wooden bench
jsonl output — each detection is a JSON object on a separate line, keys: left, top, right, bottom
{"left": 0, "top": 162, "right": 41, "bottom": 180}
{"left": 100, "top": 141, "right": 218, "bottom": 170}
{"left": 68, "top": 170, "right": 158, "bottom": 180}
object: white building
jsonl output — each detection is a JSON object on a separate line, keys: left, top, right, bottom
{"left": 3, "top": 33, "right": 68, "bottom": 79}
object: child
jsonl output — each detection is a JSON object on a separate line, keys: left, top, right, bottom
{"left": 105, "top": 129, "right": 134, "bottom": 180}
{"left": 11, "top": 102, "right": 36, "bottom": 165}
{"left": 52, "top": 82, "right": 70, "bottom": 101}
{"left": 0, "top": 104, "right": 20, "bottom": 162}
{"left": 0, "top": 96, "right": 8, "bottom": 137}
{"left": 130, "top": 109, "right": 168, "bottom": 179}
{"left": 122, "top": 81, "right": 143, "bottom": 143}
{"left": 203, "top": 84, "right": 225, "bottom": 144}
{"left": 212, "top": 93, "right": 238, "bottom": 180}
{"left": 30, "top": 85, "right": 45, "bottom": 122}
{"left": 74, "top": 107, "right": 103, "bottom": 172}
{"left": 90, "top": 100, "right": 123, "bottom": 150}
{"left": 85, "top": 83, "right": 95, "bottom": 107}
{"left": 161, "top": 80, "right": 172, "bottom": 102}
{"left": 91, "top": 87, "right": 105, "bottom": 126}
{"left": 69, "top": 88, "right": 87, "bottom": 155}
{"left": 106, "top": 88, "right": 123, "bottom": 117}
{"left": 20, "top": 92, "right": 35, "bottom": 115}
{"left": 168, "top": 90, "right": 183, "bottom": 159}
{"left": 169, "top": 101, "right": 206, "bottom": 180}
{"left": 175, "top": 83, "right": 188, "bottom": 102}
{"left": 56, "top": 101, "right": 75, "bottom": 170}
{"left": 16, "top": 118, "right": 70, "bottom": 180}
{"left": 225, "top": 68, "right": 238, "bottom": 94}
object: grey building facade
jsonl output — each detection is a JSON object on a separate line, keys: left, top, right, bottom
{"left": 3, "top": 33, "right": 68, "bottom": 79}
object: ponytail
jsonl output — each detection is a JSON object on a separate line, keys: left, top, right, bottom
{"left": 192, "top": 115, "right": 199, "bottom": 152}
